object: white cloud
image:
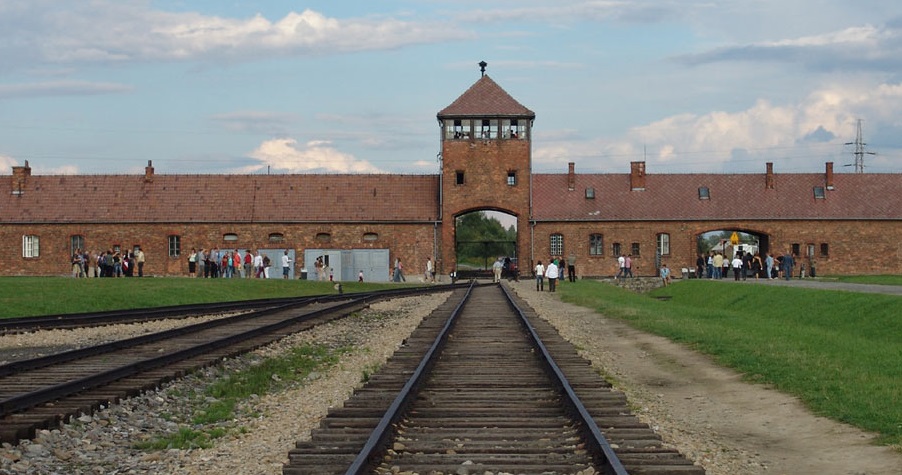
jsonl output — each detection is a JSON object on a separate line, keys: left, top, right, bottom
{"left": 0, "top": 2, "right": 469, "bottom": 68}
{"left": 0, "top": 154, "right": 17, "bottom": 171}
{"left": 239, "top": 138, "right": 383, "bottom": 174}
{"left": 534, "top": 80, "right": 902, "bottom": 173}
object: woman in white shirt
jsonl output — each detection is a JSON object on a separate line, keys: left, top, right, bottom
{"left": 545, "top": 259, "right": 559, "bottom": 292}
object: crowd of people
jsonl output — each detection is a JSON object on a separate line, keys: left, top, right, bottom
{"left": 70, "top": 248, "right": 145, "bottom": 278}
{"left": 696, "top": 250, "right": 801, "bottom": 281}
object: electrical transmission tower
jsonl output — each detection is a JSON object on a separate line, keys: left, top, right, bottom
{"left": 844, "top": 119, "right": 875, "bottom": 173}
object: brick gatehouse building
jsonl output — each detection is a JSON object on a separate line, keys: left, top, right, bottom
{"left": 2, "top": 72, "right": 901, "bottom": 278}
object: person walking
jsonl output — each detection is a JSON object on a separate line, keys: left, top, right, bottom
{"left": 731, "top": 254, "right": 743, "bottom": 281}
{"left": 545, "top": 259, "right": 559, "bottom": 292}
{"left": 492, "top": 258, "right": 503, "bottom": 283}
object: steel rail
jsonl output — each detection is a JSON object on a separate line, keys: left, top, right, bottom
{"left": 0, "top": 284, "right": 471, "bottom": 335}
{"left": 499, "top": 284, "right": 630, "bottom": 475}
{"left": 0, "top": 297, "right": 369, "bottom": 418}
{"left": 344, "top": 281, "right": 477, "bottom": 474}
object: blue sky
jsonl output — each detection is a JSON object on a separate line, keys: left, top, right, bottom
{"left": 1, "top": 0, "right": 901, "bottom": 177}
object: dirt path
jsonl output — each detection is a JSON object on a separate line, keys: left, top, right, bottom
{"left": 509, "top": 280, "right": 902, "bottom": 475}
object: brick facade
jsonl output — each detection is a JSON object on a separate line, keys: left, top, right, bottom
{"left": 2, "top": 74, "right": 900, "bottom": 278}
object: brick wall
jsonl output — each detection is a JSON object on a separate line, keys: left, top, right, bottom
{"left": 529, "top": 219, "right": 902, "bottom": 278}
{"left": 0, "top": 222, "right": 439, "bottom": 278}
{"left": 439, "top": 138, "right": 532, "bottom": 274}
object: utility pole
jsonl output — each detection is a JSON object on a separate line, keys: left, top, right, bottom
{"left": 844, "top": 119, "right": 875, "bottom": 173}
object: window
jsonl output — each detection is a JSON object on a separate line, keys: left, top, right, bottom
{"left": 70, "top": 235, "right": 85, "bottom": 255}
{"left": 657, "top": 233, "right": 670, "bottom": 256}
{"left": 315, "top": 233, "right": 331, "bottom": 243}
{"left": 479, "top": 119, "right": 498, "bottom": 139}
{"left": 631, "top": 242, "right": 641, "bottom": 257}
{"left": 585, "top": 188, "right": 595, "bottom": 199}
{"left": 698, "top": 187, "right": 710, "bottom": 200}
{"left": 445, "top": 119, "right": 471, "bottom": 140}
{"left": 791, "top": 243, "right": 800, "bottom": 256}
{"left": 363, "top": 232, "right": 378, "bottom": 242}
{"left": 22, "top": 235, "right": 40, "bottom": 258}
{"left": 589, "top": 234, "right": 604, "bottom": 256}
{"left": 269, "top": 233, "right": 284, "bottom": 243}
{"left": 806, "top": 244, "right": 815, "bottom": 258}
{"left": 168, "top": 235, "right": 181, "bottom": 257}
{"left": 223, "top": 233, "right": 238, "bottom": 242}
{"left": 456, "top": 171, "right": 465, "bottom": 185}
{"left": 612, "top": 242, "right": 622, "bottom": 257}
{"left": 550, "top": 233, "right": 564, "bottom": 256}
{"left": 820, "top": 243, "right": 829, "bottom": 257}
{"left": 507, "top": 171, "right": 517, "bottom": 186}
{"left": 813, "top": 186, "right": 826, "bottom": 199}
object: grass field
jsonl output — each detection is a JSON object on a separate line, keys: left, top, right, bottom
{"left": 0, "top": 277, "right": 406, "bottom": 318}
{"left": 559, "top": 279, "right": 902, "bottom": 447}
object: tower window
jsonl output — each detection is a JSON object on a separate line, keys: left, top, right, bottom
{"left": 507, "top": 171, "right": 517, "bottom": 186}
{"left": 456, "top": 171, "right": 465, "bottom": 185}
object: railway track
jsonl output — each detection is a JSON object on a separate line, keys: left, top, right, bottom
{"left": 284, "top": 283, "right": 704, "bottom": 474}
{"left": 0, "top": 285, "right": 467, "bottom": 444}
{"left": 0, "top": 286, "right": 458, "bottom": 335}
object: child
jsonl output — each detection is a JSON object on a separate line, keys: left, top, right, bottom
{"left": 358, "top": 270, "right": 364, "bottom": 282}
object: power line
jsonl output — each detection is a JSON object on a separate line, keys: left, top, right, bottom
{"left": 843, "top": 119, "right": 876, "bottom": 173}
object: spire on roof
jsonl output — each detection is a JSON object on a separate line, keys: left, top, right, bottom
{"left": 479, "top": 60, "right": 487, "bottom": 77}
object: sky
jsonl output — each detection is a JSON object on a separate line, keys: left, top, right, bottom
{"left": 1, "top": 0, "right": 901, "bottom": 177}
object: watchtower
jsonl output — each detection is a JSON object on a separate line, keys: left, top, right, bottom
{"left": 437, "top": 62, "right": 535, "bottom": 274}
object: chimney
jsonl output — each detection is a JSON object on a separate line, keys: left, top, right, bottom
{"left": 825, "top": 162, "right": 834, "bottom": 190}
{"left": 765, "top": 162, "right": 774, "bottom": 190}
{"left": 630, "top": 161, "right": 646, "bottom": 191}
{"left": 567, "top": 162, "right": 575, "bottom": 191}
{"left": 11, "top": 160, "right": 31, "bottom": 194}
{"left": 144, "top": 160, "right": 154, "bottom": 183}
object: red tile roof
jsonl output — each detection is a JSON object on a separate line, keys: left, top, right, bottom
{"left": 1, "top": 174, "right": 440, "bottom": 224}
{"left": 437, "top": 75, "right": 535, "bottom": 119}
{"left": 532, "top": 172, "right": 902, "bottom": 221}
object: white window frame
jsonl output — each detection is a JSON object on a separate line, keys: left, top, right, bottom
{"left": 657, "top": 233, "right": 670, "bottom": 256}
{"left": 23, "top": 235, "right": 40, "bottom": 258}
{"left": 550, "top": 233, "right": 564, "bottom": 256}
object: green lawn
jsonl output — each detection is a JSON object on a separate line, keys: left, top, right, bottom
{"left": 0, "top": 277, "right": 406, "bottom": 318}
{"left": 559, "top": 279, "right": 902, "bottom": 447}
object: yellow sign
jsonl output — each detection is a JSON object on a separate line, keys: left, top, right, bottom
{"left": 730, "top": 232, "right": 740, "bottom": 245}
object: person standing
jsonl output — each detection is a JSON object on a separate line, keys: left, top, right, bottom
{"left": 616, "top": 254, "right": 626, "bottom": 280}
{"left": 534, "top": 260, "right": 545, "bottom": 291}
{"left": 782, "top": 252, "right": 795, "bottom": 280}
{"left": 281, "top": 250, "right": 292, "bottom": 279}
{"left": 254, "top": 251, "right": 264, "bottom": 278}
{"left": 425, "top": 258, "right": 434, "bottom": 283}
{"left": 731, "top": 254, "right": 743, "bottom": 281}
{"left": 566, "top": 252, "right": 577, "bottom": 282}
{"left": 660, "top": 263, "right": 672, "bottom": 286}
{"left": 765, "top": 253, "right": 775, "bottom": 280}
{"left": 243, "top": 250, "right": 252, "bottom": 278}
{"left": 197, "top": 248, "right": 207, "bottom": 278}
{"left": 625, "top": 254, "right": 634, "bottom": 278}
{"left": 134, "top": 247, "right": 145, "bottom": 277}
{"left": 545, "top": 259, "right": 559, "bottom": 292}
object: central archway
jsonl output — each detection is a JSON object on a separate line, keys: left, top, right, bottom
{"left": 454, "top": 209, "right": 518, "bottom": 279}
